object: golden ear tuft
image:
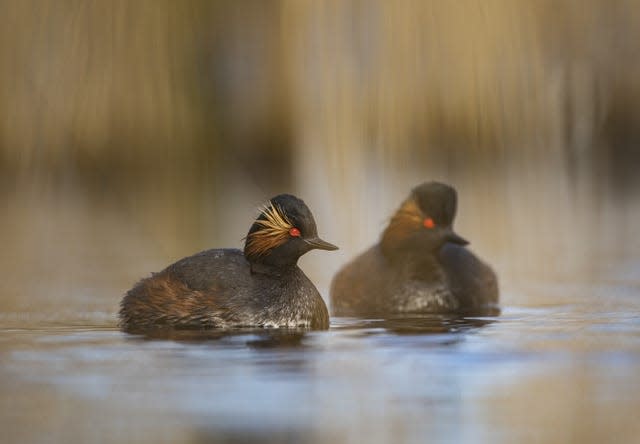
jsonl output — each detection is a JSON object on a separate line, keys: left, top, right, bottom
{"left": 256, "top": 203, "right": 294, "bottom": 233}
{"left": 391, "top": 199, "right": 423, "bottom": 226}
{"left": 245, "top": 202, "right": 294, "bottom": 258}
{"left": 381, "top": 198, "right": 424, "bottom": 253}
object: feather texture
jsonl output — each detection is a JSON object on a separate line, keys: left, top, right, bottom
{"left": 245, "top": 202, "right": 294, "bottom": 258}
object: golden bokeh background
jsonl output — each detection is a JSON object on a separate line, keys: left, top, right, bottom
{"left": 1, "top": 0, "right": 638, "bottom": 308}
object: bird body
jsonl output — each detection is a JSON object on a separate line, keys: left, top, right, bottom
{"left": 331, "top": 182, "right": 498, "bottom": 316}
{"left": 120, "top": 195, "right": 337, "bottom": 331}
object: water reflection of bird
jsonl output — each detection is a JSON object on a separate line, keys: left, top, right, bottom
{"left": 331, "top": 182, "right": 498, "bottom": 316}
{"left": 120, "top": 194, "right": 338, "bottom": 332}
{"left": 131, "top": 328, "right": 309, "bottom": 349}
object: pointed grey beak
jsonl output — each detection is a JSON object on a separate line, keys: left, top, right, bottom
{"left": 445, "top": 230, "right": 469, "bottom": 246}
{"left": 304, "top": 237, "right": 339, "bottom": 251}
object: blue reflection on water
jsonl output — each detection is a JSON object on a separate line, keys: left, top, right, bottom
{"left": 3, "top": 294, "right": 640, "bottom": 444}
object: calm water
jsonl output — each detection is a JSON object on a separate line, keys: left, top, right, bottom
{"left": 2, "top": 272, "right": 640, "bottom": 444}
{"left": 1, "top": 178, "right": 639, "bottom": 444}
{"left": 2, "top": 182, "right": 640, "bottom": 444}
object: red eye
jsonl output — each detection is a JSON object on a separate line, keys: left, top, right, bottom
{"left": 289, "top": 227, "right": 301, "bottom": 237}
{"left": 423, "top": 218, "right": 435, "bottom": 229}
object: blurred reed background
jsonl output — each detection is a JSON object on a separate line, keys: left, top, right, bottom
{"left": 1, "top": 0, "right": 639, "bottom": 313}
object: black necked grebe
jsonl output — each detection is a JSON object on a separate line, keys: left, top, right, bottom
{"left": 330, "top": 182, "right": 498, "bottom": 316}
{"left": 120, "top": 194, "right": 338, "bottom": 332}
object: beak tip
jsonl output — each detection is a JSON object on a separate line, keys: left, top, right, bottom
{"left": 446, "top": 231, "right": 470, "bottom": 246}
{"left": 306, "top": 238, "right": 339, "bottom": 251}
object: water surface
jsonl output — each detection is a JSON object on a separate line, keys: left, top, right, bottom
{"left": 2, "top": 273, "right": 639, "bottom": 443}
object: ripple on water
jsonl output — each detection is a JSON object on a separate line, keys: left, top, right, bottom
{"left": 1, "top": 301, "right": 640, "bottom": 444}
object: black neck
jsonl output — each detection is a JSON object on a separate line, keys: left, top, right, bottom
{"left": 249, "top": 261, "right": 297, "bottom": 277}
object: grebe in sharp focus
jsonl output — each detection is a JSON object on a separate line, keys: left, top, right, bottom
{"left": 120, "top": 194, "right": 338, "bottom": 332}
